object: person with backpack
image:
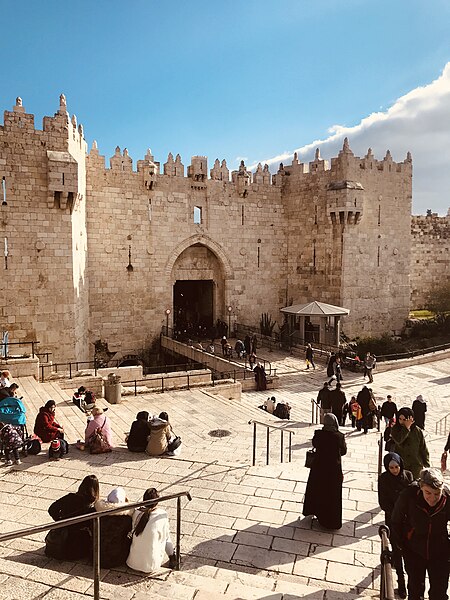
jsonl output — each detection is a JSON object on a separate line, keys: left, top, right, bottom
{"left": 85, "top": 407, "right": 113, "bottom": 451}
{"left": 46, "top": 475, "right": 99, "bottom": 560}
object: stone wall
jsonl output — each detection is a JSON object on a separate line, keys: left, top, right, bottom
{"left": 410, "top": 213, "right": 450, "bottom": 308}
{"left": 3, "top": 96, "right": 447, "bottom": 366}
{"left": 0, "top": 96, "right": 88, "bottom": 363}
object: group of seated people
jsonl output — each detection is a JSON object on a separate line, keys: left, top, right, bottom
{"left": 259, "top": 396, "right": 291, "bottom": 420}
{"left": 126, "top": 411, "right": 181, "bottom": 456}
{"left": 46, "top": 474, "right": 176, "bottom": 572}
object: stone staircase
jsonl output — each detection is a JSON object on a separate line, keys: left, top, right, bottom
{"left": 1, "top": 356, "right": 449, "bottom": 599}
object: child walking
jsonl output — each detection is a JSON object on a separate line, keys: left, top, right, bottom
{"left": 0, "top": 421, "right": 23, "bottom": 465}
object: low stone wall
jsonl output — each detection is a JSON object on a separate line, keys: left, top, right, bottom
{"left": 122, "top": 369, "right": 212, "bottom": 392}
{"left": 0, "top": 357, "right": 39, "bottom": 380}
{"left": 56, "top": 376, "right": 104, "bottom": 398}
{"left": 97, "top": 365, "right": 143, "bottom": 381}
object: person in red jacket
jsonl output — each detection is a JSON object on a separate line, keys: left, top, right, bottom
{"left": 33, "top": 400, "right": 65, "bottom": 442}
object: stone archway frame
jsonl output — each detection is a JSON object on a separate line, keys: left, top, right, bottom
{"left": 165, "top": 234, "right": 234, "bottom": 281}
{"left": 165, "top": 234, "right": 234, "bottom": 329}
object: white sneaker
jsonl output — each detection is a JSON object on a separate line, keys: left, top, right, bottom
{"left": 14, "top": 459, "right": 21, "bottom": 465}
{"left": 5, "top": 460, "right": 13, "bottom": 466}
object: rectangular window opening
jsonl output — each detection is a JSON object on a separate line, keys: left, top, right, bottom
{"left": 193, "top": 206, "right": 202, "bottom": 224}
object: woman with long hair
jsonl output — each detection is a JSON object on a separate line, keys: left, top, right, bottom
{"left": 126, "top": 488, "right": 176, "bottom": 573}
{"left": 303, "top": 413, "right": 347, "bottom": 529}
{"left": 46, "top": 475, "right": 99, "bottom": 560}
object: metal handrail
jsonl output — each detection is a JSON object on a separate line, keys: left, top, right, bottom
{"left": 0, "top": 490, "right": 192, "bottom": 600}
{"left": 379, "top": 525, "right": 395, "bottom": 600}
{"left": 378, "top": 433, "right": 384, "bottom": 476}
{"left": 311, "top": 398, "right": 320, "bottom": 425}
{"left": 248, "top": 419, "right": 295, "bottom": 466}
{"left": 435, "top": 412, "right": 450, "bottom": 436}
{"left": 0, "top": 340, "right": 39, "bottom": 359}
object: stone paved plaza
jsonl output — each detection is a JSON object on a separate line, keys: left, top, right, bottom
{"left": 0, "top": 353, "right": 449, "bottom": 599}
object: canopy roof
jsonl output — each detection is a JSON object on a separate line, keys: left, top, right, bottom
{"left": 280, "top": 301, "right": 350, "bottom": 317}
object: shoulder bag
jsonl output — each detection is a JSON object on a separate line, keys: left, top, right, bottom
{"left": 88, "top": 418, "right": 112, "bottom": 454}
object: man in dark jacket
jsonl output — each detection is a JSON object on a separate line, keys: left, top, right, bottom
{"left": 317, "top": 382, "right": 331, "bottom": 424}
{"left": 391, "top": 468, "right": 450, "bottom": 600}
{"left": 329, "top": 383, "right": 346, "bottom": 425}
{"left": 412, "top": 395, "right": 427, "bottom": 429}
{"left": 380, "top": 395, "right": 398, "bottom": 427}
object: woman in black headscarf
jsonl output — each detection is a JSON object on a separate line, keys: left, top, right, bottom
{"left": 127, "top": 411, "right": 151, "bottom": 452}
{"left": 303, "top": 413, "right": 347, "bottom": 529}
{"left": 378, "top": 452, "right": 413, "bottom": 599}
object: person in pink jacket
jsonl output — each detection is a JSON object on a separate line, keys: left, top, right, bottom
{"left": 84, "top": 407, "right": 113, "bottom": 448}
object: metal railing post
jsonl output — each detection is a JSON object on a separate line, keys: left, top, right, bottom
{"left": 134, "top": 380, "right": 137, "bottom": 396}
{"left": 379, "top": 525, "right": 395, "bottom": 600}
{"left": 288, "top": 432, "right": 292, "bottom": 462}
{"left": 280, "top": 430, "right": 284, "bottom": 463}
{"left": 31, "top": 341, "right": 35, "bottom": 358}
{"left": 378, "top": 433, "right": 383, "bottom": 476}
{"left": 252, "top": 422, "right": 257, "bottom": 466}
{"left": 93, "top": 516, "right": 100, "bottom": 600}
{"left": 69, "top": 362, "right": 72, "bottom": 379}
{"left": 311, "top": 399, "right": 314, "bottom": 425}
{"left": 187, "top": 374, "right": 190, "bottom": 390}
{"left": 266, "top": 426, "right": 270, "bottom": 466}
{"left": 176, "top": 496, "right": 181, "bottom": 570}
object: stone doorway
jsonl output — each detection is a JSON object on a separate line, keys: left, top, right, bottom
{"left": 173, "top": 279, "right": 214, "bottom": 338}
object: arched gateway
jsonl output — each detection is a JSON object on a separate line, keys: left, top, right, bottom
{"left": 168, "top": 237, "right": 231, "bottom": 337}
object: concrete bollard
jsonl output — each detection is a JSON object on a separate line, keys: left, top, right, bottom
{"left": 104, "top": 373, "right": 122, "bottom": 404}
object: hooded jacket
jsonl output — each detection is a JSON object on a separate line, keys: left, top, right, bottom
{"left": 391, "top": 482, "right": 450, "bottom": 561}
{"left": 93, "top": 497, "right": 133, "bottom": 567}
{"left": 33, "top": 406, "right": 62, "bottom": 442}
{"left": 146, "top": 417, "right": 171, "bottom": 456}
{"left": 391, "top": 422, "right": 429, "bottom": 479}
{"left": 378, "top": 452, "right": 413, "bottom": 524}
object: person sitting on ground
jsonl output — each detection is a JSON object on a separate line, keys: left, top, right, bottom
{"left": 48, "top": 437, "right": 69, "bottom": 460}
{"left": 93, "top": 486, "right": 133, "bottom": 567}
{"left": 127, "top": 411, "right": 151, "bottom": 452}
{"left": 157, "top": 411, "right": 181, "bottom": 456}
{"left": 0, "top": 370, "right": 11, "bottom": 388}
{"left": 274, "top": 399, "right": 291, "bottom": 420}
{"left": 33, "top": 400, "right": 65, "bottom": 443}
{"left": 263, "top": 396, "right": 276, "bottom": 414}
{"left": 378, "top": 452, "right": 413, "bottom": 599}
{"left": 146, "top": 413, "right": 172, "bottom": 456}
{"left": 72, "top": 386, "right": 97, "bottom": 414}
{"left": 85, "top": 407, "right": 113, "bottom": 449}
{"left": 126, "top": 487, "right": 176, "bottom": 573}
{"left": 46, "top": 474, "right": 99, "bottom": 560}
{"left": 0, "top": 382, "right": 19, "bottom": 401}
{"left": 0, "top": 421, "right": 23, "bottom": 465}
{"left": 391, "top": 407, "right": 430, "bottom": 479}
{"left": 206, "top": 341, "right": 215, "bottom": 354}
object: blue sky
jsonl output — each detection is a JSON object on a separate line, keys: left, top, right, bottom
{"left": 1, "top": 0, "right": 450, "bottom": 213}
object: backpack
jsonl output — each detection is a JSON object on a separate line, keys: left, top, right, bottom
{"left": 24, "top": 436, "right": 41, "bottom": 455}
{"left": 48, "top": 438, "right": 69, "bottom": 459}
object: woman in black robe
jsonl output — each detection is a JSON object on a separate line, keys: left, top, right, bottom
{"left": 303, "top": 413, "right": 347, "bottom": 529}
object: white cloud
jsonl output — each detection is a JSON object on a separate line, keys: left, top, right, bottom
{"left": 249, "top": 63, "right": 450, "bottom": 215}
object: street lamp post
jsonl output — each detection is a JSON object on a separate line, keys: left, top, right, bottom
{"left": 165, "top": 308, "right": 171, "bottom": 336}
{"left": 227, "top": 305, "right": 232, "bottom": 338}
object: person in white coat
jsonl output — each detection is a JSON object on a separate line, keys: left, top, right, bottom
{"left": 126, "top": 488, "right": 176, "bottom": 573}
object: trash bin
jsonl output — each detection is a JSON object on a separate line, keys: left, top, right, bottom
{"left": 104, "top": 373, "right": 122, "bottom": 404}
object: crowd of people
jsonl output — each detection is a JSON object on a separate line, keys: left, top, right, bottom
{"left": 46, "top": 475, "right": 176, "bottom": 573}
